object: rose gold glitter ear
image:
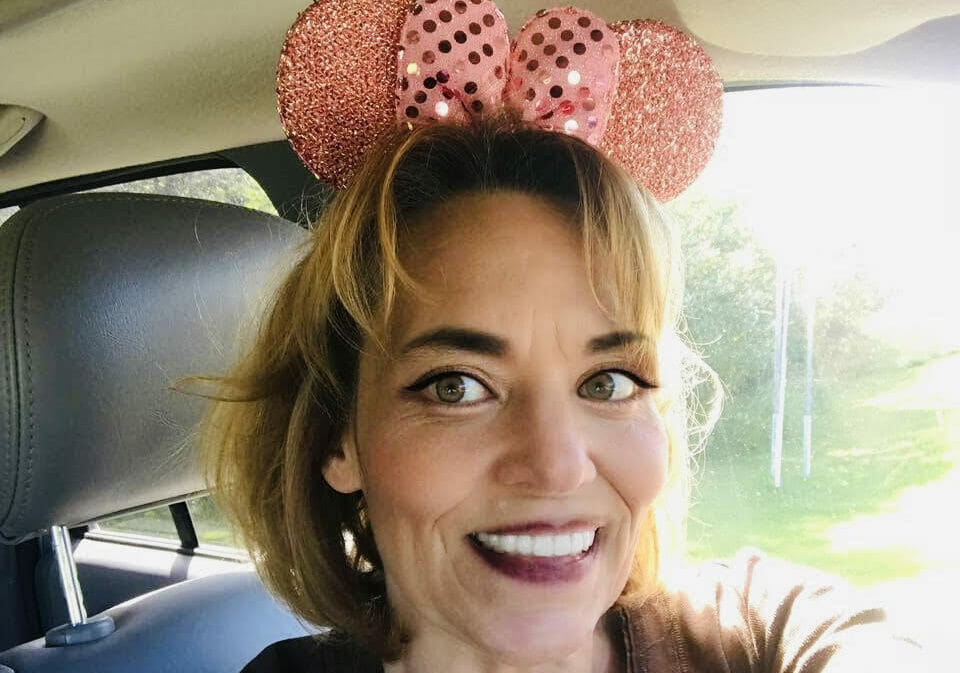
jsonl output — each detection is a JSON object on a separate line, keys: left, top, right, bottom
{"left": 601, "top": 20, "right": 723, "bottom": 201}
{"left": 276, "top": 0, "right": 410, "bottom": 189}
{"left": 278, "top": 2, "right": 722, "bottom": 197}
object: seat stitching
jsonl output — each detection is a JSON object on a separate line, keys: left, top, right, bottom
{"left": 9, "top": 206, "right": 39, "bottom": 531}
{"left": 0, "top": 215, "right": 30, "bottom": 528}
{"left": 42, "top": 192, "right": 294, "bottom": 224}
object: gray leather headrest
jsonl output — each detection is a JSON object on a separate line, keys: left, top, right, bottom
{"left": 0, "top": 193, "right": 306, "bottom": 543}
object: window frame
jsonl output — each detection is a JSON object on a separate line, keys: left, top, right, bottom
{"left": 0, "top": 153, "right": 234, "bottom": 210}
{"left": 85, "top": 499, "right": 248, "bottom": 563}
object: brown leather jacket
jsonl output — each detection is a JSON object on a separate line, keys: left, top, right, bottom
{"left": 241, "top": 550, "right": 927, "bottom": 672}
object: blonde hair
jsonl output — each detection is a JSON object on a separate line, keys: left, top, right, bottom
{"left": 200, "top": 119, "right": 715, "bottom": 659}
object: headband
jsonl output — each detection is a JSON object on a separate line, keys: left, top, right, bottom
{"left": 276, "top": 0, "right": 723, "bottom": 201}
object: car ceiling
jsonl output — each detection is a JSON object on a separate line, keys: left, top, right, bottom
{"left": 1, "top": 0, "right": 959, "bottom": 195}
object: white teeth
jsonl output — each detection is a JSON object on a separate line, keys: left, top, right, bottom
{"left": 533, "top": 536, "right": 552, "bottom": 556}
{"left": 474, "top": 530, "right": 596, "bottom": 557}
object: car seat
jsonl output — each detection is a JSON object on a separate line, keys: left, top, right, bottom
{"left": 0, "top": 192, "right": 314, "bottom": 672}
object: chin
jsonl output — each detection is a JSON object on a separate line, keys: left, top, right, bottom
{"left": 472, "top": 608, "right": 600, "bottom": 666}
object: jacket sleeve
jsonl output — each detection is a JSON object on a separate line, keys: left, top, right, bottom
{"left": 663, "top": 549, "right": 929, "bottom": 673}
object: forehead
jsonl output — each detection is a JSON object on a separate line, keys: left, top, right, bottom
{"left": 402, "top": 191, "right": 579, "bottom": 275}
{"left": 391, "top": 191, "right": 617, "bottom": 345}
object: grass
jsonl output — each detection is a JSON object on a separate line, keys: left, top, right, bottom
{"left": 686, "top": 351, "right": 960, "bottom": 586}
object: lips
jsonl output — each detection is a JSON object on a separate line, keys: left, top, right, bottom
{"left": 467, "top": 524, "right": 601, "bottom": 583}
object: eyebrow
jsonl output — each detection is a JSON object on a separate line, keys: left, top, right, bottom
{"left": 400, "top": 327, "right": 507, "bottom": 357}
{"left": 398, "top": 327, "right": 643, "bottom": 357}
{"left": 586, "top": 330, "right": 643, "bottom": 353}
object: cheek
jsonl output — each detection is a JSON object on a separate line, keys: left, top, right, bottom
{"left": 357, "top": 417, "right": 491, "bottom": 539}
{"left": 594, "top": 404, "right": 670, "bottom": 513}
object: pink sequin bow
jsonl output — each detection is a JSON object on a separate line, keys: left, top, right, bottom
{"left": 277, "top": 0, "right": 723, "bottom": 201}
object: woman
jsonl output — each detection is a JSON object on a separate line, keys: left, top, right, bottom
{"left": 203, "top": 2, "right": 924, "bottom": 671}
{"left": 204, "top": 121, "right": 922, "bottom": 672}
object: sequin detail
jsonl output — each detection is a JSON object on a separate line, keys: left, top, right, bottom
{"left": 601, "top": 19, "right": 723, "bottom": 201}
{"left": 505, "top": 7, "right": 619, "bottom": 143}
{"left": 397, "top": 0, "right": 509, "bottom": 123}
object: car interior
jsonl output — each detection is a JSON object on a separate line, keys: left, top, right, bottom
{"left": 1, "top": 1, "right": 958, "bottom": 671}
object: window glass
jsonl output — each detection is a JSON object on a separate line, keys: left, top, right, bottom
{"left": 96, "top": 505, "right": 179, "bottom": 541}
{"left": 93, "top": 496, "right": 241, "bottom": 550}
{"left": 187, "top": 495, "right": 241, "bottom": 549}
{"left": 0, "top": 205, "right": 18, "bottom": 225}
{"left": 85, "top": 167, "right": 278, "bottom": 216}
{"left": 670, "top": 86, "right": 957, "bottom": 658}
{"left": 2, "top": 167, "right": 275, "bottom": 227}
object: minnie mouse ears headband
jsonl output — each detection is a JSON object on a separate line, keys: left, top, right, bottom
{"left": 277, "top": 0, "right": 723, "bottom": 201}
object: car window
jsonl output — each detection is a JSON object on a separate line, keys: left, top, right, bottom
{"left": 671, "top": 85, "right": 957, "bottom": 652}
{"left": 1, "top": 167, "right": 277, "bottom": 227}
{"left": 97, "top": 505, "right": 181, "bottom": 541}
{"left": 95, "top": 495, "right": 239, "bottom": 550}
{"left": 84, "top": 167, "right": 278, "bottom": 215}
{"left": 187, "top": 495, "right": 241, "bottom": 549}
{"left": 0, "top": 206, "right": 18, "bottom": 225}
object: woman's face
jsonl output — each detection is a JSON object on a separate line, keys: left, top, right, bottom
{"left": 324, "top": 191, "right": 668, "bottom": 665}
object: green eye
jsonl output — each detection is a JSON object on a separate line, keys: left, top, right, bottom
{"left": 423, "top": 373, "right": 489, "bottom": 404}
{"left": 579, "top": 371, "right": 639, "bottom": 401}
{"left": 434, "top": 375, "right": 467, "bottom": 403}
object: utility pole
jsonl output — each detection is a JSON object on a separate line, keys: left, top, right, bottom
{"left": 803, "top": 276, "right": 816, "bottom": 478}
{"left": 770, "top": 263, "right": 791, "bottom": 488}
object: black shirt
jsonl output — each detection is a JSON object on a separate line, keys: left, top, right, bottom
{"left": 240, "top": 635, "right": 383, "bottom": 673}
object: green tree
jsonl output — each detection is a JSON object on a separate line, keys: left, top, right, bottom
{"left": 92, "top": 168, "right": 277, "bottom": 215}
{"left": 671, "top": 196, "right": 891, "bottom": 458}
{"left": 673, "top": 198, "right": 777, "bottom": 398}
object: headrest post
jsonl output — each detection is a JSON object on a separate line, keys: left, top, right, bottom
{"left": 44, "top": 525, "right": 116, "bottom": 646}
{"left": 50, "top": 524, "right": 88, "bottom": 625}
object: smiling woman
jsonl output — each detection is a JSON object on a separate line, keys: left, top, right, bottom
{"left": 193, "top": 0, "right": 930, "bottom": 670}
{"left": 202, "top": 121, "right": 692, "bottom": 664}
{"left": 199, "top": 119, "right": 925, "bottom": 673}
{"left": 320, "top": 188, "right": 673, "bottom": 665}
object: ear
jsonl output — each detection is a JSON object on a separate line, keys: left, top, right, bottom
{"left": 322, "top": 428, "right": 363, "bottom": 494}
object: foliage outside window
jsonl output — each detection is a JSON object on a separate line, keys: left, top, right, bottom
{"left": 671, "top": 86, "right": 956, "bottom": 662}
{"left": 672, "top": 87, "right": 957, "bottom": 588}
{"left": 187, "top": 495, "right": 241, "bottom": 549}
{"left": 85, "top": 167, "right": 278, "bottom": 215}
{"left": 97, "top": 505, "right": 180, "bottom": 541}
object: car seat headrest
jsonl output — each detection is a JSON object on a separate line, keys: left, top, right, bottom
{"left": 0, "top": 193, "right": 307, "bottom": 543}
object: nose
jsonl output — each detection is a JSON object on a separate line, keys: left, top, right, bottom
{"left": 493, "top": 390, "right": 597, "bottom": 495}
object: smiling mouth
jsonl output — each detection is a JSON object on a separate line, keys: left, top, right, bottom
{"left": 472, "top": 529, "right": 596, "bottom": 557}
{"left": 467, "top": 528, "right": 600, "bottom": 583}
